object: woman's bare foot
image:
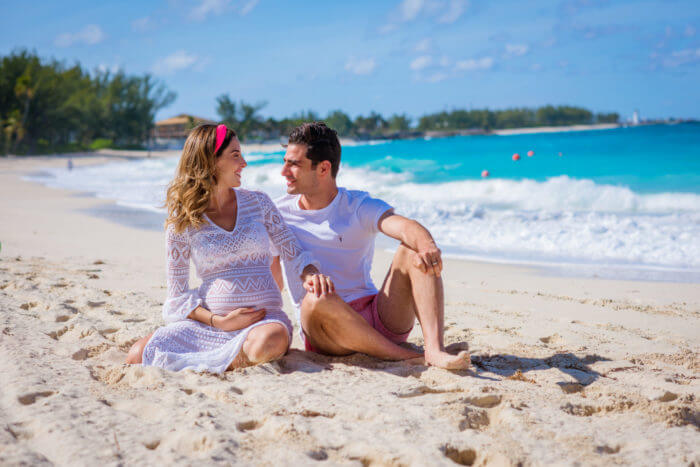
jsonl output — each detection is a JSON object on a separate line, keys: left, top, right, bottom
{"left": 425, "top": 350, "right": 471, "bottom": 370}
{"left": 227, "top": 349, "right": 253, "bottom": 370}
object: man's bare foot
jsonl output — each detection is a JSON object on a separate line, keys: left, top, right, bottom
{"left": 425, "top": 350, "right": 471, "bottom": 370}
{"left": 403, "top": 356, "right": 426, "bottom": 365}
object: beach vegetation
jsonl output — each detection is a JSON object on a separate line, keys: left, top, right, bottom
{"left": 0, "top": 50, "right": 175, "bottom": 155}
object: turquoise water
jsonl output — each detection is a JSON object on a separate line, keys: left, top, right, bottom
{"left": 339, "top": 124, "right": 700, "bottom": 194}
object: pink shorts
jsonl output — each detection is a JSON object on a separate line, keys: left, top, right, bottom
{"left": 304, "top": 294, "right": 413, "bottom": 353}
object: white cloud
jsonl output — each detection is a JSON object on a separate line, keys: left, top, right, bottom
{"left": 684, "top": 25, "right": 696, "bottom": 38}
{"left": 240, "top": 0, "right": 259, "bottom": 16}
{"left": 438, "top": 0, "right": 467, "bottom": 23}
{"left": 382, "top": 0, "right": 467, "bottom": 32}
{"left": 399, "top": 0, "right": 425, "bottom": 21}
{"left": 96, "top": 63, "right": 121, "bottom": 74}
{"left": 190, "top": 0, "right": 231, "bottom": 21}
{"left": 663, "top": 48, "right": 700, "bottom": 68}
{"left": 425, "top": 71, "right": 448, "bottom": 82}
{"left": 504, "top": 43, "right": 529, "bottom": 57}
{"left": 189, "top": 0, "right": 259, "bottom": 21}
{"left": 55, "top": 24, "right": 105, "bottom": 47}
{"left": 415, "top": 38, "right": 431, "bottom": 52}
{"left": 455, "top": 57, "right": 493, "bottom": 71}
{"left": 131, "top": 17, "right": 152, "bottom": 32}
{"left": 345, "top": 57, "right": 376, "bottom": 75}
{"left": 438, "top": 55, "right": 450, "bottom": 67}
{"left": 152, "top": 50, "right": 201, "bottom": 74}
{"left": 410, "top": 55, "right": 432, "bottom": 70}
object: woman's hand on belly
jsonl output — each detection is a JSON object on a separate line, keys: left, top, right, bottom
{"left": 213, "top": 307, "right": 267, "bottom": 332}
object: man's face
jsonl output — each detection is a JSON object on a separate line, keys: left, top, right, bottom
{"left": 281, "top": 143, "right": 318, "bottom": 195}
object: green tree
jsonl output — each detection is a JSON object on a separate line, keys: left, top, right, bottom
{"left": 216, "top": 94, "right": 267, "bottom": 141}
{"left": 325, "top": 110, "right": 353, "bottom": 136}
{"left": 387, "top": 113, "right": 412, "bottom": 131}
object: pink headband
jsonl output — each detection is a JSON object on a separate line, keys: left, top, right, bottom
{"left": 214, "top": 124, "right": 227, "bottom": 154}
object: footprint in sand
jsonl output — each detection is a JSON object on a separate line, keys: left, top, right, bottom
{"left": 459, "top": 407, "right": 490, "bottom": 431}
{"left": 442, "top": 445, "right": 478, "bottom": 466}
{"left": 558, "top": 382, "right": 584, "bottom": 394}
{"left": 656, "top": 391, "right": 678, "bottom": 402}
{"left": 464, "top": 394, "right": 502, "bottom": 408}
{"left": 5, "top": 422, "right": 34, "bottom": 440}
{"left": 71, "top": 344, "right": 111, "bottom": 361}
{"left": 596, "top": 445, "right": 621, "bottom": 454}
{"left": 236, "top": 420, "right": 261, "bottom": 432}
{"left": 17, "top": 391, "right": 55, "bottom": 405}
{"left": 306, "top": 450, "right": 328, "bottom": 461}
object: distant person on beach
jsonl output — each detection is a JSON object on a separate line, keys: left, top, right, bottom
{"left": 272, "top": 122, "right": 470, "bottom": 370}
{"left": 126, "top": 124, "right": 330, "bottom": 372}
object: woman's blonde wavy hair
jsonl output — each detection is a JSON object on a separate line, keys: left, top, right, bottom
{"left": 164, "top": 124, "right": 237, "bottom": 233}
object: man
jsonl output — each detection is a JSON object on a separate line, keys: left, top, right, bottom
{"left": 272, "top": 122, "right": 469, "bottom": 370}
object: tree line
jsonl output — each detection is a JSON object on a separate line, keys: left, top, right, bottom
{"left": 216, "top": 96, "right": 619, "bottom": 141}
{"left": 1, "top": 50, "right": 175, "bottom": 154}
{"left": 1, "top": 50, "right": 620, "bottom": 154}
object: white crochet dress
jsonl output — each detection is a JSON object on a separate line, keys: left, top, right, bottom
{"left": 142, "top": 189, "right": 317, "bottom": 373}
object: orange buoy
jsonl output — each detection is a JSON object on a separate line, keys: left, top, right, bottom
{"left": 481, "top": 170, "right": 490, "bottom": 178}
{"left": 527, "top": 150, "right": 534, "bottom": 157}
{"left": 512, "top": 153, "right": 520, "bottom": 161}
{"left": 558, "top": 152, "right": 563, "bottom": 156}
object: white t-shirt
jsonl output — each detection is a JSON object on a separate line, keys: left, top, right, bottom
{"left": 275, "top": 187, "right": 393, "bottom": 315}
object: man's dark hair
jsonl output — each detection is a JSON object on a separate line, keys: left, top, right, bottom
{"left": 288, "top": 122, "right": 341, "bottom": 178}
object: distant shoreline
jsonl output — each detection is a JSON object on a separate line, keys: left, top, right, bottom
{"left": 4, "top": 122, "right": 691, "bottom": 158}
{"left": 489, "top": 122, "right": 620, "bottom": 136}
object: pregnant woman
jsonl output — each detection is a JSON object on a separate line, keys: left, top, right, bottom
{"left": 126, "top": 124, "right": 331, "bottom": 373}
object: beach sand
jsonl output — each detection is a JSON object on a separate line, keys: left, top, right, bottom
{"left": 491, "top": 123, "right": 621, "bottom": 136}
{"left": 0, "top": 154, "right": 698, "bottom": 466}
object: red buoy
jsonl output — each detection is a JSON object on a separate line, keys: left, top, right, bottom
{"left": 481, "top": 170, "right": 490, "bottom": 178}
{"left": 527, "top": 150, "right": 534, "bottom": 157}
{"left": 512, "top": 153, "right": 521, "bottom": 161}
{"left": 558, "top": 152, "right": 563, "bottom": 156}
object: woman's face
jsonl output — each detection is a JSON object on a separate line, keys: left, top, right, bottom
{"left": 214, "top": 137, "right": 246, "bottom": 188}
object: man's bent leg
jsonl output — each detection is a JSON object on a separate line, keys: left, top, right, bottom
{"left": 377, "top": 243, "right": 469, "bottom": 370}
{"left": 301, "top": 292, "right": 421, "bottom": 361}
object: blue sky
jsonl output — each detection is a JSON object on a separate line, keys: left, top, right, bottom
{"left": 1, "top": 0, "right": 699, "bottom": 122}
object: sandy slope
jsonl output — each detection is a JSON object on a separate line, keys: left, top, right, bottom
{"left": 0, "top": 155, "right": 698, "bottom": 466}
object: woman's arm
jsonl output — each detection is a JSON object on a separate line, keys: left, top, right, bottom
{"left": 188, "top": 305, "right": 266, "bottom": 331}
{"left": 162, "top": 226, "right": 204, "bottom": 323}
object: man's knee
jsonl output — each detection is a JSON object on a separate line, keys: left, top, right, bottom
{"left": 300, "top": 292, "right": 342, "bottom": 325}
{"left": 393, "top": 243, "right": 416, "bottom": 269}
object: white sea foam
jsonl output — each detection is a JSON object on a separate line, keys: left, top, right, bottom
{"left": 26, "top": 158, "right": 700, "bottom": 275}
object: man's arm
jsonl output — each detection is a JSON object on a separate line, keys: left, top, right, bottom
{"left": 378, "top": 211, "right": 442, "bottom": 276}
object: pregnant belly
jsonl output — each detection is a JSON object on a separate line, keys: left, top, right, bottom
{"left": 200, "top": 274, "right": 283, "bottom": 314}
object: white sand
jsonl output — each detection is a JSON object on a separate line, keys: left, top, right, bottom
{"left": 492, "top": 123, "right": 620, "bottom": 136}
{"left": 0, "top": 155, "right": 698, "bottom": 466}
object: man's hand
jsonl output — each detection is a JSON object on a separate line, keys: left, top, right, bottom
{"left": 413, "top": 240, "right": 442, "bottom": 277}
{"left": 301, "top": 264, "right": 335, "bottom": 297}
{"left": 378, "top": 212, "right": 443, "bottom": 277}
{"left": 213, "top": 307, "right": 266, "bottom": 331}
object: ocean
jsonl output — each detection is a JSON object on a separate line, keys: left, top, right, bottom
{"left": 27, "top": 123, "right": 700, "bottom": 282}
